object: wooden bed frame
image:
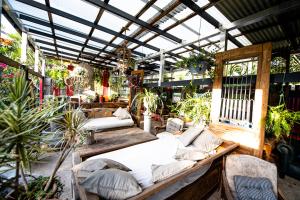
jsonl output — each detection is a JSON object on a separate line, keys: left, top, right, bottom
{"left": 72, "top": 141, "right": 238, "bottom": 200}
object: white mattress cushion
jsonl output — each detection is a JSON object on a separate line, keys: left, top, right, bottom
{"left": 83, "top": 117, "right": 134, "bottom": 131}
{"left": 87, "top": 133, "right": 185, "bottom": 188}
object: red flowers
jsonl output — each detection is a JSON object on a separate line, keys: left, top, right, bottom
{"left": 0, "top": 63, "right": 7, "bottom": 69}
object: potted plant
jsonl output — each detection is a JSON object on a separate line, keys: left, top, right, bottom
{"left": 172, "top": 92, "right": 211, "bottom": 126}
{"left": 132, "top": 89, "right": 163, "bottom": 132}
{"left": 48, "top": 67, "right": 69, "bottom": 96}
{"left": 0, "top": 73, "right": 64, "bottom": 199}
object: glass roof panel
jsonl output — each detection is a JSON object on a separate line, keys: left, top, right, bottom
{"left": 109, "top": 0, "right": 145, "bottom": 16}
{"left": 42, "top": 49, "right": 56, "bottom": 55}
{"left": 9, "top": 1, "right": 49, "bottom": 21}
{"left": 236, "top": 36, "right": 252, "bottom": 46}
{"left": 54, "top": 30, "right": 86, "bottom": 42}
{"left": 112, "top": 37, "right": 124, "bottom": 45}
{"left": 154, "top": 0, "right": 170, "bottom": 9}
{"left": 57, "top": 47, "right": 79, "bottom": 56}
{"left": 32, "top": 0, "right": 45, "bottom": 4}
{"left": 31, "top": 35, "right": 54, "bottom": 44}
{"left": 84, "top": 48, "right": 99, "bottom": 54}
{"left": 22, "top": 20, "right": 52, "bottom": 33}
{"left": 148, "top": 36, "right": 177, "bottom": 49}
{"left": 52, "top": 14, "right": 91, "bottom": 34}
{"left": 56, "top": 40, "right": 83, "bottom": 50}
{"left": 87, "top": 40, "right": 106, "bottom": 49}
{"left": 92, "top": 29, "right": 114, "bottom": 42}
{"left": 138, "top": 32, "right": 155, "bottom": 42}
{"left": 98, "top": 11, "right": 129, "bottom": 32}
{"left": 50, "top": 0, "right": 99, "bottom": 22}
{"left": 184, "top": 15, "right": 217, "bottom": 37}
{"left": 134, "top": 46, "right": 156, "bottom": 55}
{"left": 171, "top": 7, "right": 193, "bottom": 21}
{"left": 158, "top": 18, "right": 174, "bottom": 30}
{"left": 226, "top": 41, "right": 237, "bottom": 50}
{"left": 206, "top": 6, "right": 231, "bottom": 25}
{"left": 126, "top": 24, "right": 139, "bottom": 36}
{"left": 37, "top": 43, "right": 55, "bottom": 50}
{"left": 139, "top": 7, "right": 157, "bottom": 22}
{"left": 58, "top": 53, "right": 77, "bottom": 60}
{"left": 195, "top": 0, "right": 210, "bottom": 7}
{"left": 168, "top": 25, "right": 198, "bottom": 42}
{"left": 228, "top": 29, "right": 241, "bottom": 36}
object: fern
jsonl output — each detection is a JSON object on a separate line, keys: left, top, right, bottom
{"left": 266, "top": 104, "right": 300, "bottom": 140}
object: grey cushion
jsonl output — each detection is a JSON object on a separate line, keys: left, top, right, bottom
{"left": 178, "top": 125, "right": 204, "bottom": 146}
{"left": 80, "top": 168, "right": 142, "bottom": 200}
{"left": 192, "top": 128, "right": 223, "bottom": 152}
{"left": 151, "top": 160, "right": 196, "bottom": 183}
{"left": 72, "top": 158, "right": 131, "bottom": 179}
{"left": 166, "top": 118, "right": 184, "bottom": 134}
{"left": 234, "top": 175, "right": 277, "bottom": 200}
{"left": 225, "top": 155, "right": 278, "bottom": 197}
{"left": 175, "top": 148, "right": 208, "bottom": 161}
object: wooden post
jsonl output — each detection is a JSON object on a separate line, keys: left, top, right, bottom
{"left": 253, "top": 43, "right": 272, "bottom": 157}
{"left": 211, "top": 53, "right": 223, "bottom": 124}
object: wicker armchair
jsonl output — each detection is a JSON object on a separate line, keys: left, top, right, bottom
{"left": 221, "top": 154, "right": 286, "bottom": 200}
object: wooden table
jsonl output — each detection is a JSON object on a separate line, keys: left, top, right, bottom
{"left": 77, "top": 127, "right": 157, "bottom": 161}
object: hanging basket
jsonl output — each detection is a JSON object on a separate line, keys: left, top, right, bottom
{"left": 53, "top": 86, "right": 60, "bottom": 96}
{"left": 188, "top": 61, "right": 209, "bottom": 74}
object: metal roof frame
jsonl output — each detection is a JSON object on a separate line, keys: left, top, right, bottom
{"left": 2, "top": 0, "right": 299, "bottom": 72}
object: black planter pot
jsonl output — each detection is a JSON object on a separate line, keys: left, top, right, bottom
{"left": 188, "top": 61, "right": 210, "bottom": 74}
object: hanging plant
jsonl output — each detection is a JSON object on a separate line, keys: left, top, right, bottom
{"left": 93, "top": 69, "right": 103, "bottom": 84}
{"left": 172, "top": 92, "right": 212, "bottom": 125}
{"left": 48, "top": 67, "right": 69, "bottom": 88}
{"left": 266, "top": 104, "right": 300, "bottom": 141}
{"left": 175, "top": 49, "right": 215, "bottom": 74}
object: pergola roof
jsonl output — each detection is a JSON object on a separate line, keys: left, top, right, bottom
{"left": 3, "top": 0, "right": 300, "bottom": 72}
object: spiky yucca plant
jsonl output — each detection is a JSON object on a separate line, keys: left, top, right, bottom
{"left": 44, "top": 107, "right": 87, "bottom": 192}
{"left": 0, "top": 72, "right": 63, "bottom": 197}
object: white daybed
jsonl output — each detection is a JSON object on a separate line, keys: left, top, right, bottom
{"left": 72, "top": 132, "right": 238, "bottom": 200}
{"left": 83, "top": 116, "right": 134, "bottom": 132}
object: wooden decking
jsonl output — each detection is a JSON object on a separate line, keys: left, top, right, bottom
{"left": 76, "top": 127, "right": 157, "bottom": 161}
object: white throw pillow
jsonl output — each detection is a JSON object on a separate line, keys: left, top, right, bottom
{"left": 81, "top": 169, "right": 142, "bottom": 200}
{"left": 192, "top": 129, "right": 223, "bottom": 153}
{"left": 175, "top": 148, "right": 208, "bottom": 161}
{"left": 113, "top": 107, "right": 123, "bottom": 117}
{"left": 178, "top": 125, "right": 205, "bottom": 146}
{"left": 151, "top": 160, "right": 196, "bottom": 183}
{"left": 113, "top": 107, "right": 131, "bottom": 120}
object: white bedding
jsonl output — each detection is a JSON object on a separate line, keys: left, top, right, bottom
{"left": 83, "top": 117, "right": 134, "bottom": 131}
{"left": 87, "top": 132, "right": 187, "bottom": 188}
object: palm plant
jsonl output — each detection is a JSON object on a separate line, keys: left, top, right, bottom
{"left": 44, "top": 107, "right": 87, "bottom": 192}
{"left": 173, "top": 92, "right": 212, "bottom": 125}
{"left": 0, "top": 72, "right": 63, "bottom": 198}
{"left": 132, "top": 89, "right": 164, "bottom": 116}
{"left": 131, "top": 89, "right": 163, "bottom": 132}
